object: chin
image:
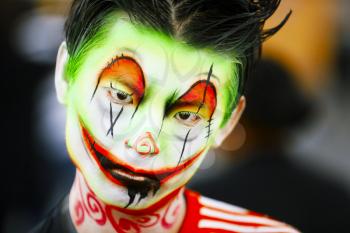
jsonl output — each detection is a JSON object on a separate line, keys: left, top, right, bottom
{"left": 78, "top": 167, "right": 190, "bottom": 211}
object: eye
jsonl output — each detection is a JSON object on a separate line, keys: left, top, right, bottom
{"left": 108, "top": 87, "right": 133, "bottom": 105}
{"left": 174, "top": 111, "right": 202, "bottom": 127}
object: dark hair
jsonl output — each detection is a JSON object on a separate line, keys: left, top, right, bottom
{"left": 64, "top": 0, "right": 290, "bottom": 114}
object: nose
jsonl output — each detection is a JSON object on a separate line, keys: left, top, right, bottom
{"left": 125, "top": 132, "right": 160, "bottom": 156}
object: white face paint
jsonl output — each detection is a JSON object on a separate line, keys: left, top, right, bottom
{"left": 60, "top": 14, "right": 239, "bottom": 210}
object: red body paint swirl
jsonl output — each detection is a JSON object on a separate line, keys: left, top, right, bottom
{"left": 73, "top": 177, "right": 181, "bottom": 232}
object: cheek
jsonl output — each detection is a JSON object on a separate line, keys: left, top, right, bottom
{"left": 161, "top": 150, "right": 208, "bottom": 192}
{"left": 159, "top": 119, "right": 211, "bottom": 165}
{"left": 76, "top": 85, "right": 137, "bottom": 141}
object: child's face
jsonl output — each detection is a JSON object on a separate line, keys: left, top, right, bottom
{"left": 61, "top": 14, "right": 240, "bottom": 209}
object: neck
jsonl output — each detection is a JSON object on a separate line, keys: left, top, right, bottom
{"left": 69, "top": 171, "right": 186, "bottom": 233}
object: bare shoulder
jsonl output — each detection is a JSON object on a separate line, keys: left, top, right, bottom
{"left": 194, "top": 194, "right": 301, "bottom": 233}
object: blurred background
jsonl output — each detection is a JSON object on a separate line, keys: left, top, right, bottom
{"left": 0, "top": 0, "right": 349, "bottom": 232}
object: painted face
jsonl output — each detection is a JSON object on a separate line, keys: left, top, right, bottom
{"left": 63, "top": 14, "right": 239, "bottom": 210}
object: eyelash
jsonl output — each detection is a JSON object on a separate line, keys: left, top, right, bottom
{"left": 107, "top": 53, "right": 139, "bottom": 69}
{"left": 108, "top": 83, "right": 133, "bottom": 105}
{"left": 174, "top": 111, "right": 202, "bottom": 127}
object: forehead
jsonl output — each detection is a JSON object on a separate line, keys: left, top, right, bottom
{"left": 77, "top": 14, "right": 236, "bottom": 85}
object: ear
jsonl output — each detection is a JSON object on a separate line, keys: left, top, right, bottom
{"left": 213, "top": 96, "right": 246, "bottom": 148}
{"left": 55, "top": 41, "right": 69, "bottom": 104}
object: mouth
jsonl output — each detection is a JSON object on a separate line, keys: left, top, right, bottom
{"left": 81, "top": 126, "right": 204, "bottom": 187}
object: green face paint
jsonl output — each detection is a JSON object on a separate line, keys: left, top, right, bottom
{"left": 64, "top": 12, "right": 240, "bottom": 210}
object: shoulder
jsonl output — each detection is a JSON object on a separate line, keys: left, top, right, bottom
{"left": 182, "top": 190, "right": 300, "bottom": 233}
{"left": 28, "top": 196, "right": 77, "bottom": 233}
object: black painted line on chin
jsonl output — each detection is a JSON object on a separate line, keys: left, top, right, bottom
{"left": 125, "top": 190, "right": 136, "bottom": 209}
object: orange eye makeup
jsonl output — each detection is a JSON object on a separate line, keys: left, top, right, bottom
{"left": 96, "top": 56, "right": 145, "bottom": 103}
{"left": 170, "top": 80, "right": 217, "bottom": 120}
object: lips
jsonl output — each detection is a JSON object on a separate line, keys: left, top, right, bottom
{"left": 81, "top": 126, "right": 204, "bottom": 187}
